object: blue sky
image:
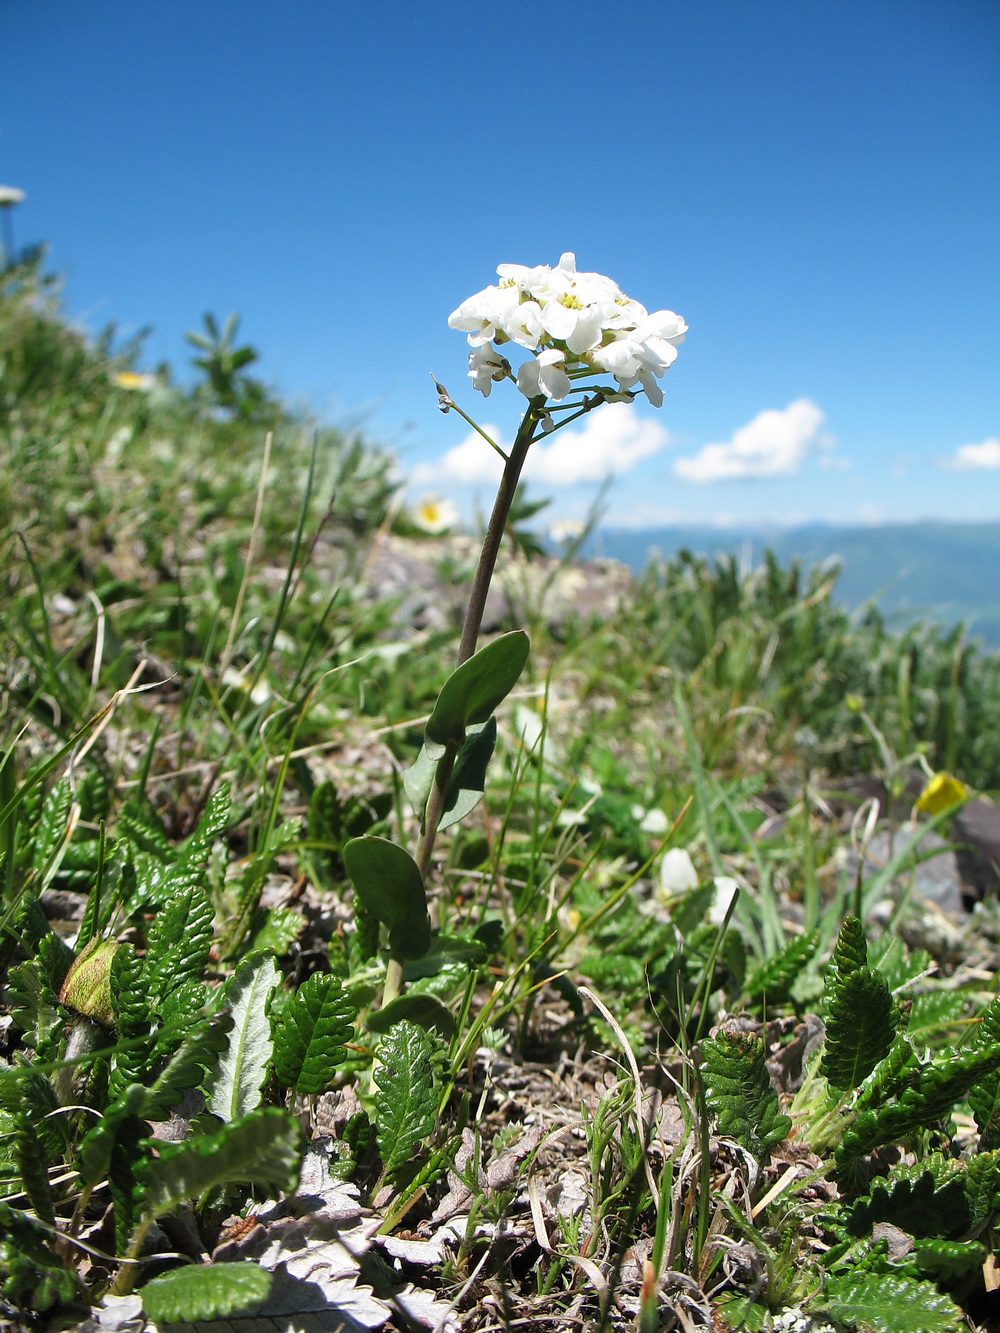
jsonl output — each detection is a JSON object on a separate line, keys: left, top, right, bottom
{"left": 3, "top": 0, "right": 999, "bottom": 528}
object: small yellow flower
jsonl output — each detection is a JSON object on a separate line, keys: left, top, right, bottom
{"left": 915, "top": 771, "right": 968, "bottom": 816}
{"left": 113, "top": 370, "right": 157, "bottom": 392}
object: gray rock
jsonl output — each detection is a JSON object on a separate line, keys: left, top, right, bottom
{"left": 953, "top": 798, "right": 1000, "bottom": 905}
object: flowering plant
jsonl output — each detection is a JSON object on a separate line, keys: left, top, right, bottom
{"left": 448, "top": 251, "right": 687, "bottom": 413}
{"left": 437, "top": 252, "right": 686, "bottom": 675}
{"left": 348, "top": 255, "right": 686, "bottom": 1010}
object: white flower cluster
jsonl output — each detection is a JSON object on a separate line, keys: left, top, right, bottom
{"left": 448, "top": 253, "right": 687, "bottom": 408}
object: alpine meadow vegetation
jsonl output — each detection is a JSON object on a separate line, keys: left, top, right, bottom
{"left": 3, "top": 248, "right": 1000, "bottom": 1333}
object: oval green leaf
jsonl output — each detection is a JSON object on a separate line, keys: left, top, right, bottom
{"left": 142, "top": 1262, "right": 272, "bottom": 1322}
{"left": 343, "top": 836, "right": 430, "bottom": 960}
{"left": 425, "top": 631, "right": 529, "bottom": 747}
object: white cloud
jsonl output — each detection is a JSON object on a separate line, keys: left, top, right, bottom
{"left": 412, "top": 403, "right": 671, "bottom": 488}
{"left": 941, "top": 437, "right": 1000, "bottom": 470}
{"left": 674, "top": 399, "right": 831, "bottom": 482}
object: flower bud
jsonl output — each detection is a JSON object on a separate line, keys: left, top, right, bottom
{"left": 58, "top": 938, "right": 121, "bottom": 1028}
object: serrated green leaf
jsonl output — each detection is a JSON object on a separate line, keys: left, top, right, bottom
{"left": 966, "top": 1148, "right": 1000, "bottom": 1232}
{"left": 76, "top": 1085, "right": 150, "bottom": 1191}
{"left": 914, "top": 1237, "right": 986, "bottom": 1279}
{"left": 425, "top": 631, "right": 529, "bottom": 750}
{"left": 0, "top": 1070, "right": 64, "bottom": 1156}
{"left": 248, "top": 905, "right": 303, "bottom": 956}
{"left": 0, "top": 1204, "right": 80, "bottom": 1312}
{"left": 117, "top": 795, "right": 173, "bottom": 860}
{"left": 712, "top": 1292, "right": 767, "bottom": 1331}
{"left": 145, "top": 1013, "right": 234, "bottom": 1118}
{"left": 969, "top": 996, "right": 1000, "bottom": 1150}
{"left": 144, "top": 882, "right": 214, "bottom": 1003}
{"left": 745, "top": 930, "right": 819, "bottom": 1002}
{"left": 15, "top": 1115, "right": 55, "bottom": 1225}
{"left": 110, "top": 943, "right": 148, "bottom": 1036}
{"left": 7, "top": 961, "right": 64, "bottom": 1055}
{"left": 839, "top": 1044, "right": 1000, "bottom": 1166}
{"left": 141, "top": 1261, "right": 272, "bottom": 1321}
{"left": 819, "top": 1271, "right": 962, "bottom": 1333}
{"left": 139, "top": 1107, "right": 300, "bottom": 1215}
{"left": 821, "top": 967, "right": 897, "bottom": 1090}
{"left": 206, "top": 953, "right": 279, "bottom": 1120}
{"left": 271, "top": 970, "right": 356, "bottom": 1094}
{"left": 373, "top": 1020, "right": 438, "bottom": 1172}
{"left": 35, "top": 929, "right": 74, "bottom": 993}
{"left": 343, "top": 836, "right": 430, "bottom": 960}
{"left": 178, "top": 780, "right": 231, "bottom": 866}
{"left": 700, "top": 1025, "right": 791, "bottom": 1161}
{"left": 32, "top": 777, "right": 71, "bottom": 874}
{"left": 830, "top": 914, "right": 870, "bottom": 976}
{"left": 843, "top": 1154, "right": 969, "bottom": 1240}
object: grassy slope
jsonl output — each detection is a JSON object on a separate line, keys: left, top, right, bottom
{"left": 3, "top": 258, "right": 1000, "bottom": 1332}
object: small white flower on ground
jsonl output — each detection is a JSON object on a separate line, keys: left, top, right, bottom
{"left": 710, "top": 876, "right": 740, "bottom": 926}
{"left": 659, "top": 847, "right": 698, "bottom": 895}
{"left": 634, "top": 806, "right": 670, "bottom": 835}
{"left": 412, "top": 494, "right": 458, "bottom": 534}
{"left": 221, "top": 667, "right": 272, "bottom": 707}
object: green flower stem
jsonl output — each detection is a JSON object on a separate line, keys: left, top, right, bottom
{"left": 413, "top": 411, "right": 537, "bottom": 884}
{"left": 382, "top": 954, "right": 404, "bottom": 1008}
{"left": 385, "top": 389, "right": 607, "bottom": 1009}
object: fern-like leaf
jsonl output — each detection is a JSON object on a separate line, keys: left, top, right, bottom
{"left": 116, "top": 794, "right": 173, "bottom": 859}
{"left": 138, "top": 1107, "right": 300, "bottom": 1215}
{"left": 205, "top": 952, "right": 279, "bottom": 1120}
{"left": 110, "top": 1111, "right": 148, "bottom": 1254}
{"left": 819, "top": 1271, "right": 962, "bottom": 1333}
{"left": 745, "top": 930, "right": 819, "bottom": 1003}
{"left": 7, "top": 961, "right": 64, "bottom": 1059}
{"left": 373, "top": 1020, "right": 438, "bottom": 1172}
{"left": 140, "top": 1262, "right": 271, "bottom": 1322}
{"left": 31, "top": 777, "right": 71, "bottom": 873}
{"left": 699, "top": 1025, "right": 791, "bottom": 1162}
{"left": 271, "top": 971, "right": 356, "bottom": 1094}
{"left": 853, "top": 1033, "right": 918, "bottom": 1113}
{"left": 144, "top": 882, "right": 214, "bottom": 1004}
{"left": 830, "top": 914, "right": 869, "bottom": 976}
{"left": 14, "top": 1115, "right": 55, "bottom": 1225}
{"left": 145, "top": 1013, "right": 234, "bottom": 1118}
{"left": 76, "top": 1085, "right": 149, "bottom": 1191}
{"left": 965, "top": 1148, "right": 1000, "bottom": 1234}
{"left": 914, "top": 1237, "right": 987, "bottom": 1279}
{"left": 177, "top": 780, "right": 231, "bottom": 867}
{"left": 0, "top": 1070, "right": 64, "bottom": 1157}
{"left": 821, "top": 966, "right": 897, "bottom": 1090}
{"left": 0, "top": 1204, "right": 80, "bottom": 1313}
{"left": 839, "top": 1044, "right": 1000, "bottom": 1168}
{"left": 841, "top": 1153, "right": 968, "bottom": 1240}
{"left": 969, "top": 996, "right": 1000, "bottom": 1150}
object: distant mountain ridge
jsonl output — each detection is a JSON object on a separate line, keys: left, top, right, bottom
{"left": 590, "top": 521, "right": 1000, "bottom": 647}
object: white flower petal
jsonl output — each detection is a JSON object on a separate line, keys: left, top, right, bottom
{"left": 659, "top": 848, "right": 698, "bottom": 894}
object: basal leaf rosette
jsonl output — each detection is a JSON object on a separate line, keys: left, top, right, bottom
{"left": 448, "top": 252, "right": 687, "bottom": 410}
